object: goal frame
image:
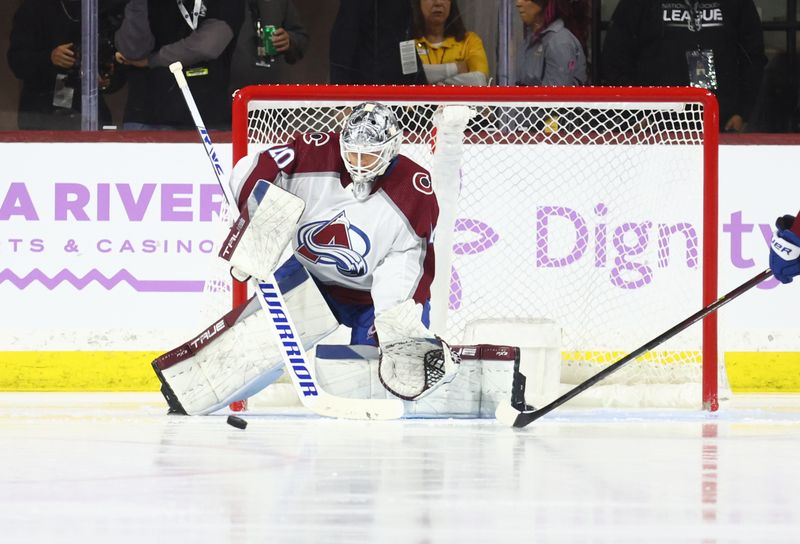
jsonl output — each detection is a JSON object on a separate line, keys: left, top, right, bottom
{"left": 230, "top": 85, "right": 720, "bottom": 411}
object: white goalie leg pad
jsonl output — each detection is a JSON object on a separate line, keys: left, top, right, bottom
{"left": 460, "top": 346, "right": 521, "bottom": 418}
{"left": 218, "top": 181, "right": 305, "bottom": 280}
{"left": 462, "top": 319, "right": 562, "bottom": 409}
{"left": 314, "top": 343, "right": 518, "bottom": 417}
{"left": 314, "top": 344, "right": 383, "bottom": 399}
{"left": 152, "top": 267, "right": 338, "bottom": 415}
{"left": 375, "top": 300, "right": 459, "bottom": 400}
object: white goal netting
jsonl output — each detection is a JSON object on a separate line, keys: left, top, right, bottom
{"left": 233, "top": 86, "right": 721, "bottom": 409}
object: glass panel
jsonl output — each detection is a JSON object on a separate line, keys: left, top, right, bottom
{"left": 96, "top": 0, "right": 126, "bottom": 129}
{"left": 4, "top": 0, "right": 86, "bottom": 130}
{"left": 764, "top": 29, "right": 789, "bottom": 57}
{"left": 757, "top": 0, "right": 786, "bottom": 22}
{"left": 601, "top": 0, "right": 621, "bottom": 21}
{"left": 457, "top": 0, "right": 500, "bottom": 83}
{"left": 1, "top": 0, "right": 128, "bottom": 130}
{"left": 748, "top": 31, "right": 795, "bottom": 132}
{"left": 0, "top": 1, "right": 17, "bottom": 130}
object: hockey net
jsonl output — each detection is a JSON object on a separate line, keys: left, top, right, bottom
{"left": 231, "top": 86, "right": 721, "bottom": 410}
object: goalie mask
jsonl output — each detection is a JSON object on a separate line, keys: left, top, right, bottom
{"left": 339, "top": 102, "right": 402, "bottom": 200}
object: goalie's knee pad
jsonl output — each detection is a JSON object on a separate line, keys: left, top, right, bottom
{"left": 152, "top": 262, "right": 338, "bottom": 415}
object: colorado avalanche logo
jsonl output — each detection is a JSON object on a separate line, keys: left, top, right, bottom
{"left": 413, "top": 172, "right": 434, "bottom": 195}
{"left": 296, "top": 211, "right": 371, "bottom": 277}
{"left": 303, "top": 132, "right": 330, "bottom": 146}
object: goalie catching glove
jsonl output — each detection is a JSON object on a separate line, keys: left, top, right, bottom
{"left": 219, "top": 181, "right": 305, "bottom": 281}
{"left": 375, "top": 300, "right": 460, "bottom": 400}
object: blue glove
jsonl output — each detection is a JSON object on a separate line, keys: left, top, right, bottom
{"left": 770, "top": 225, "right": 800, "bottom": 284}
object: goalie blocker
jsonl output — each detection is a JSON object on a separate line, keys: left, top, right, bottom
{"left": 218, "top": 179, "right": 305, "bottom": 283}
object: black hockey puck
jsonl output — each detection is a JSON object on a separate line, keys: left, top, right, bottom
{"left": 227, "top": 415, "right": 248, "bottom": 429}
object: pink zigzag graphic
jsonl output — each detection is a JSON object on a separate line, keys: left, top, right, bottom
{"left": 0, "top": 268, "right": 214, "bottom": 293}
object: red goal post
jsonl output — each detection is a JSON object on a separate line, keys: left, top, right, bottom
{"left": 231, "top": 85, "right": 720, "bottom": 410}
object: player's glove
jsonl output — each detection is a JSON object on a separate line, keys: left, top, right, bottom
{"left": 770, "top": 215, "right": 800, "bottom": 284}
{"left": 375, "top": 300, "right": 460, "bottom": 400}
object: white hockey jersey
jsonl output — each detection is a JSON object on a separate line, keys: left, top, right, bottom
{"left": 230, "top": 132, "right": 439, "bottom": 317}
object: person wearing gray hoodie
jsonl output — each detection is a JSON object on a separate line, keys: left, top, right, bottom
{"left": 514, "top": 0, "right": 588, "bottom": 86}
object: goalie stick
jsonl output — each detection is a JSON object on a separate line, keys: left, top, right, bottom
{"left": 496, "top": 268, "right": 774, "bottom": 428}
{"left": 168, "top": 62, "right": 404, "bottom": 420}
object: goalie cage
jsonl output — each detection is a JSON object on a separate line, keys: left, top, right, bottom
{"left": 227, "top": 85, "right": 723, "bottom": 412}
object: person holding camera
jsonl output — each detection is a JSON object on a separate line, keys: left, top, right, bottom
{"left": 7, "top": 0, "right": 123, "bottom": 130}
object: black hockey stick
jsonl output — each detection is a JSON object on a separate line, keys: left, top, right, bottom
{"left": 496, "top": 268, "right": 774, "bottom": 428}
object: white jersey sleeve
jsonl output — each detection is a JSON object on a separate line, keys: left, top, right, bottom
{"left": 228, "top": 152, "right": 261, "bottom": 205}
{"left": 370, "top": 231, "right": 430, "bottom": 317}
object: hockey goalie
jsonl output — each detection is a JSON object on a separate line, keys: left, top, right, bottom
{"left": 153, "top": 102, "right": 514, "bottom": 415}
{"left": 151, "top": 101, "right": 510, "bottom": 417}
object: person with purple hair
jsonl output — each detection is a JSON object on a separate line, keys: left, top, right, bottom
{"left": 514, "top": 0, "right": 588, "bottom": 86}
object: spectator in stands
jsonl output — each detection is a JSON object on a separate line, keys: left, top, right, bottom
{"left": 514, "top": 0, "right": 588, "bottom": 86}
{"left": 114, "top": 0, "right": 244, "bottom": 130}
{"left": 601, "top": 0, "right": 767, "bottom": 132}
{"left": 329, "top": 0, "right": 427, "bottom": 85}
{"left": 228, "top": 0, "right": 309, "bottom": 94}
{"left": 410, "top": 0, "right": 489, "bottom": 86}
{"left": 7, "top": 0, "right": 125, "bottom": 130}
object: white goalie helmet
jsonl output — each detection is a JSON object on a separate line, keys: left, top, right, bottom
{"left": 339, "top": 102, "right": 402, "bottom": 200}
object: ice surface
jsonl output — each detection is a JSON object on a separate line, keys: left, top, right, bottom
{"left": 1, "top": 393, "right": 800, "bottom": 543}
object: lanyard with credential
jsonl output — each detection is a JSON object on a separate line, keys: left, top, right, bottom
{"left": 176, "top": 0, "right": 203, "bottom": 30}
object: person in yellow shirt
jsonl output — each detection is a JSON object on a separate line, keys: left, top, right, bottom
{"left": 410, "top": 0, "right": 489, "bottom": 86}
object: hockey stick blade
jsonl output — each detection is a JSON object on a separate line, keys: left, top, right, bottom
{"left": 496, "top": 268, "right": 773, "bottom": 428}
{"left": 312, "top": 397, "right": 405, "bottom": 420}
{"left": 170, "top": 62, "right": 404, "bottom": 421}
